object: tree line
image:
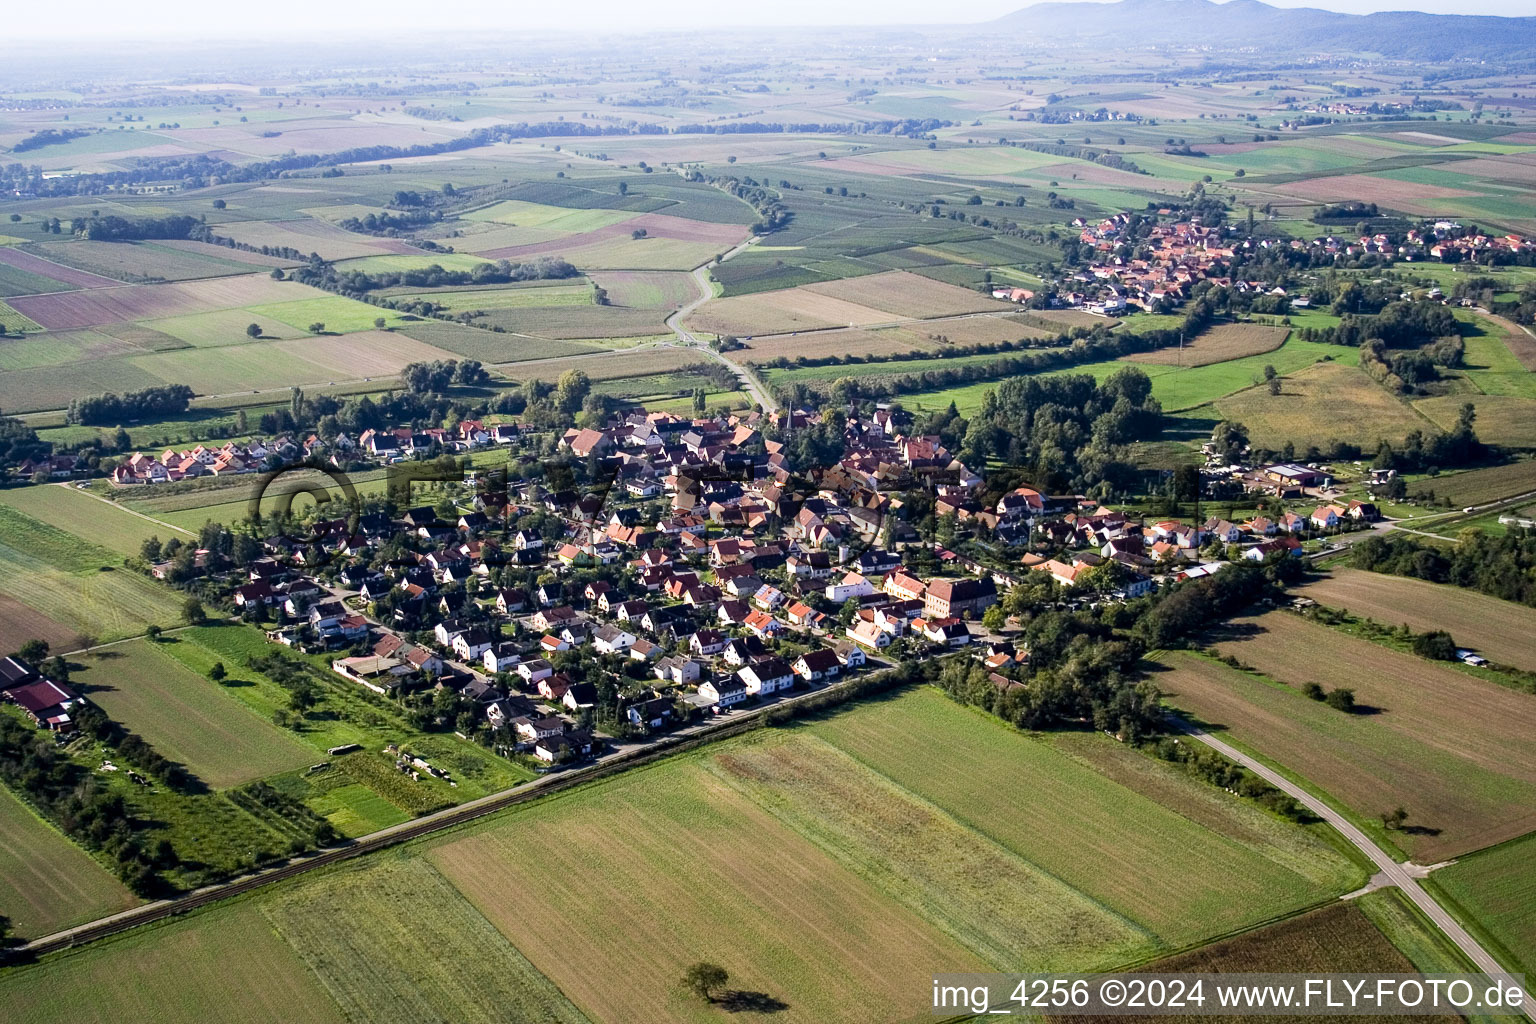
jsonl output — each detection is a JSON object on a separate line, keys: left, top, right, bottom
{"left": 1349, "top": 529, "right": 1536, "bottom": 608}
{"left": 66, "top": 384, "right": 194, "bottom": 426}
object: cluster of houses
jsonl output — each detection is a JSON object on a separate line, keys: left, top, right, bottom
{"left": 103, "top": 393, "right": 1394, "bottom": 771}
{"left": 107, "top": 420, "right": 522, "bottom": 486}
{"left": 1065, "top": 215, "right": 1238, "bottom": 314}
{"left": 0, "top": 656, "right": 83, "bottom": 733}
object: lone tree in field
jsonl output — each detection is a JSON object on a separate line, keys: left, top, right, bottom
{"left": 208, "top": 661, "right": 226, "bottom": 682}
{"left": 683, "top": 962, "right": 729, "bottom": 1003}
{"left": 374, "top": 317, "right": 388, "bottom": 330}
{"left": 308, "top": 322, "right": 326, "bottom": 334}
{"left": 1267, "top": 377, "right": 1282, "bottom": 397}
{"left": 246, "top": 323, "right": 262, "bottom": 339}
{"left": 182, "top": 598, "right": 206, "bottom": 625}
{"left": 1324, "top": 687, "right": 1356, "bottom": 713}
{"left": 145, "top": 624, "right": 163, "bottom": 642}
{"left": 1382, "top": 807, "right": 1409, "bottom": 831}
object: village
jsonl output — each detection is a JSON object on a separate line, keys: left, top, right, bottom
{"left": 0, "top": 397, "right": 1394, "bottom": 782}
{"left": 984, "top": 213, "right": 1532, "bottom": 317}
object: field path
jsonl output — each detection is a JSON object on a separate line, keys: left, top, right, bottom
{"left": 59, "top": 482, "right": 196, "bottom": 538}
{"left": 1173, "top": 717, "right": 1535, "bottom": 1021}
{"left": 666, "top": 238, "right": 781, "bottom": 413}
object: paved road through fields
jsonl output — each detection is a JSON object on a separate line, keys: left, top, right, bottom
{"left": 1174, "top": 717, "right": 1535, "bottom": 1022}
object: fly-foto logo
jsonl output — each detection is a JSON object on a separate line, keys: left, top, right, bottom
{"left": 245, "top": 459, "right": 361, "bottom": 566}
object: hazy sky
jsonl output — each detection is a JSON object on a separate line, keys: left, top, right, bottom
{"left": 7, "top": 0, "right": 1531, "bottom": 40}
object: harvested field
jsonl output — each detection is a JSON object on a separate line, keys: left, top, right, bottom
{"left": 266, "top": 331, "right": 463, "bottom": 379}
{"left": 1127, "top": 322, "right": 1289, "bottom": 367}
{"left": 588, "top": 270, "right": 697, "bottom": 309}
{"left": 1166, "top": 616, "right": 1536, "bottom": 859}
{"left": 431, "top": 754, "right": 983, "bottom": 1024}
{"left": 1027, "top": 308, "right": 1121, "bottom": 329}
{"left": 0, "top": 592, "right": 81, "bottom": 651}
{"left": 1080, "top": 901, "right": 1458, "bottom": 1024}
{"left": 0, "top": 904, "right": 345, "bottom": 1024}
{"left": 1415, "top": 394, "right": 1536, "bottom": 449}
{"left": 393, "top": 282, "right": 592, "bottom": 312}
{"left": 685, "top": 286, "right": 895, "bottom": 337}
{"left": 1432, "top": 832, "right": 1536, "bottom": 976}
{"left": 1298, "top": 568, "right": 1536, "bottom": 672}
{"left": 331, "top": 252, "right": 492, "bottom": 275}
{"left": 75, "top": 639, "right": 316, "bottom": 789}
{"left": 396, "top": 320, "right": 601, "bottom": 363}
{"left": 474, "top": 211, "right": 746, "bottom": 262}
{"left": 494, "top": 347, "right": 709, "bottom": 383}
{"left": 738, "top": 317, "right": 1058, "bottom": 364}
{"left": 26, "top": 241, "right": 256, "bottom": 283}
{"left": 554, "top": 236, "right": 726, "bottom": 272}
{"left": 805, "top": 688, "right": 1359, "bottom": 948}
{"left": 470, "top": 305, "right": 670, "bottom": 339}
{"left": 1426, "top": 459, "right": 1536, "bottom": 506}
{"left": 154, "top": 239, "right": 301, "bottom": 269}
{"left": 1452, "top": 154, "right": 1536, "bottom": 186}
{"left": 212, "top": 219, "right": 398, "bottom": 262}
{"left": 803, "top": 270, "right": 1015, "bottom": 318}
{"left": 1214, "top": 361, "right": 1432, "bottom": 449}
{"left": 0, "top": 784, "right": 137, "bottom": 940}
{"left": 1271, "top": 173, "right": 1478, "bottom": 208}
{"left": 8, "top": 275, "right": 313, "bottom": 330}
{"left": 0, "top": 245, "right": 119, "bottom": 289}
{"left": 265, "top": 856, "right": 589, "bottom": 1024}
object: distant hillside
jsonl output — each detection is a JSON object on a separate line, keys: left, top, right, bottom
{"left": 990, "top": 0, "right": 1536, "bottom": 60}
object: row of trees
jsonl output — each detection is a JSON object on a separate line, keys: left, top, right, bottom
{"left": 65, "top": 384, "right": 194, "bottom": 426}
{"left": 1349, "top": 529, "right": 1536, "bottom": 608}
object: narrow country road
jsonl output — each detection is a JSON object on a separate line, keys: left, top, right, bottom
{"left": 1173, "top": 718, "right": 1535, "bottom": 1021}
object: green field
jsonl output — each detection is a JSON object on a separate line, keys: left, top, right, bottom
{"left": 0, "top": 262, "right": 72, "bottom": 297}
{"left": 1431, "top": 833, "right": 1536, "bottom": 977}
{"left": 1426, "top": 459, "right": 1536, "bottom": 506}
{"left": 396, "top": 282, "right": 593, "bottom": 311}
{"left": 142, "top": 308, "right": 309, "bottom": 347}
{"left": 0, "top": 503, "right": 186, "bottom": 645}
{"left": 0, "top": 299, "right": 43, "bottom": 333}
{"left": 1458, "top": 314, "right": 1536, "bottom": 399}
{"left": 332, "top": 252, "right": 493, "bottom": 274}
{"left": 75, "top": 639, "right": 317, "bottom": 789}
{"left": 162, "top": 624, "right": 535, "bottom": 814}
{"left": 802, "top": 688, "right": 1360, "bottom": 946}
{"left": 0, "top": 784, "right": 137, "bottom": 940}
{"left": 264, "top": 856, "right": 591, "bottom": 1023}
{"left": 461, "top": 199, "right": 635, "bottom": 234}
{"left": 396, "top": 320, "right": 602, "bottom": 363}
{"left": 0, "top": 483, "right": 182, "bottom": 554}
{"left": 0, "top": 904, "right": 346, "bottom": 1024}
{"left": 244, "top": 295, "right": 410, "bottom": 333}
{"left": 900, "top": 336, "right": 1359, "bottom": 416}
